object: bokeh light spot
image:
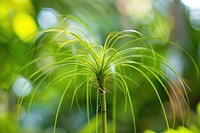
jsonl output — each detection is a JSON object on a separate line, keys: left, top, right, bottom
{"left": 23, "top": 113, "right": 43, "bottom": 130}
{"left": 164, "top": 49, "right": 184, "bottom": 79}
{"left": 0, "top": 2, "right": 10, "bottom": 19}
{"left": 181, "top": 0, "right": 200, "bottom": 9}
{"left": 117, "top": 0, "right": 152, "bottom": 18}
{"left": 12, "top": 12, "right": 37, "bottom": 42}
{"left": 37, "top": 8, "right": 58, "bottom": 30}
{"left": 12, "top": 75, "right": 32, "bottom": 97}
{"left": 189, "top": 9, "right": 200, "bottom": 30}
{"left": 181, "top": 0, "right": 200, "bottom": 30}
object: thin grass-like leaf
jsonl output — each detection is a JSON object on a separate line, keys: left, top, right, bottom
{"left": 53, "top": 78, "right": 73, "bottom": 133}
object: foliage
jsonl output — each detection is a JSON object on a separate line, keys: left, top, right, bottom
{"left": 144, "top": 102, "right": 200, "bottom": 133}
{"left": 0, "top": 0, "right": 200, "bottom": 133}
{"left": 14, "top": 16, "right": 198, "bottom": 133}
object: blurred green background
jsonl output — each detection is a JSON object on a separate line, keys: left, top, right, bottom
{"left": 0, "top": 0, "right": 200, "bottom": 133}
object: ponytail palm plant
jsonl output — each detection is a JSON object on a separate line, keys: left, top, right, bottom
{"left": 16, "top": 16, "right": 199, "bottom": 133}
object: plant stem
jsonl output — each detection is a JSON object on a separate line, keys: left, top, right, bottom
{"left": 100, "top": 90, "right": 107, "bottom": 133}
